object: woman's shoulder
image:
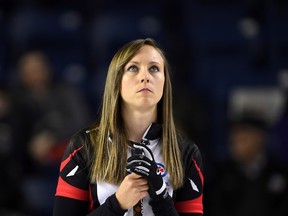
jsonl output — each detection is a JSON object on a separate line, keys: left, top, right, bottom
{"left": 64, "top": 124, "right": 98, "bottom": 160}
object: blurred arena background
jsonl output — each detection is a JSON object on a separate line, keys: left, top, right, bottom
{"left": 0, "top": 0, "right": 288, "bottom": 216}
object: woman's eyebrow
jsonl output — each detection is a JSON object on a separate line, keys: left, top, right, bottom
{"left": 127, "top": 61, "right": 139, "bottom": 64}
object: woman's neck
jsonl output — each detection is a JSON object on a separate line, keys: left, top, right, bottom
{"left": 122, "top": 106, "right": 157, "bottom": 143}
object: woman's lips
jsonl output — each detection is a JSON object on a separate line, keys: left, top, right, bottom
{"left": 138, "top": 88, "right": 152, "bottom": 93}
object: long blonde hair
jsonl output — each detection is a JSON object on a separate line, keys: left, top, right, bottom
{"left": 89, "top": 38, "right": 183, "bottom": 188}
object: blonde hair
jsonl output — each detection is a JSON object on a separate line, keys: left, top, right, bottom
{"left": 90, "top": 38, "right": 183, "bottom": 188}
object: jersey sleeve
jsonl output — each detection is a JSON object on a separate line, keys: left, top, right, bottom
{"left": 53, "top": 129, "right": 128, "bottom": 216}
{"left": 55, "top": 130, "right": 91, "bottom": 201}
{"left": 174, "top": 135, "right": 204, "bottom": 216}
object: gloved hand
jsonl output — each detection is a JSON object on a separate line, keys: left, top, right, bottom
{"left": 127, "top": 143, "right": 168, "bottom": 201}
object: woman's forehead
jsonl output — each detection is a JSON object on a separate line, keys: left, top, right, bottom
{"left": 128, "top": 45, "right": 164, "bottom": 63}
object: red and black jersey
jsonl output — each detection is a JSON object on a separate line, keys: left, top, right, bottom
{"left": 53, "top": 123, "right": 204, "bottom": 216}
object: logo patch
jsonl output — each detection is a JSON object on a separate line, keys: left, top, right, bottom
{"left": 156, "top": 163, "right": 167, "bottom": 177}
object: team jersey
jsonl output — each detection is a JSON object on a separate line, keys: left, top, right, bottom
{"left": 53, "top": 123, "right": 204, "bottom": 216}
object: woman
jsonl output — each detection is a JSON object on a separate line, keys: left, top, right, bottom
{"left": 53, "top": 38, "right": 204, "bottom": 216}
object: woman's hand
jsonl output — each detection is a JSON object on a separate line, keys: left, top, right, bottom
{"left": 127, "top": 143, "right": 168, "bottom": 201}
{"left": 115, "top": 173, "right": 149, "bottom": 210}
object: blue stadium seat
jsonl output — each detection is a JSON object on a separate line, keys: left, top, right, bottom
{"left": 9, "top": 6, "right": 84, "bottom": 49}
{"left": 180, "top": 1, "right": 249, "bottom": 50}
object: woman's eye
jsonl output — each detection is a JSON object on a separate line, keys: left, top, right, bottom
{"left": 127, "top": 65, "right": 138, "bottom": 72}
{"left": 150, "top": 66, "right": 159, "bottom": 72}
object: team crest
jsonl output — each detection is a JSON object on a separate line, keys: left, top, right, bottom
{"left": 156, "top": 163, "right": 167, "bottom": 177}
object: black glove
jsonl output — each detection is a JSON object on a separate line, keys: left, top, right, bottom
{"left": 127, "top": 143, "right": 168, "bottom": 201}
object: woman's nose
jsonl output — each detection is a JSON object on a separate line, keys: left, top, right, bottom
{"left": 140, "top": 69, "right": 150, "bottom": 83}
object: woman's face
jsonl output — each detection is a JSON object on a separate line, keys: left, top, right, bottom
{"left": 120, "top": 45, "right": 165, "bottom": 111}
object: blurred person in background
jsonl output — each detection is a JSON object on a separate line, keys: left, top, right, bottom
{"left": 205, "top": 113, "right": 288, "bottom": 216}
{"left": 10, "top": 50, "right": 91, "bottom": 216}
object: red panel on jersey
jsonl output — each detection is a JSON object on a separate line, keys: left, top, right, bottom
{"left": 55, "top": 177, "right": 89, "bottom": 201}
{"left": 174, "top": 195, "right": 203, "bottom": 213}
{"left": 60, "top": 145, "right": 83, "bottom": 171}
